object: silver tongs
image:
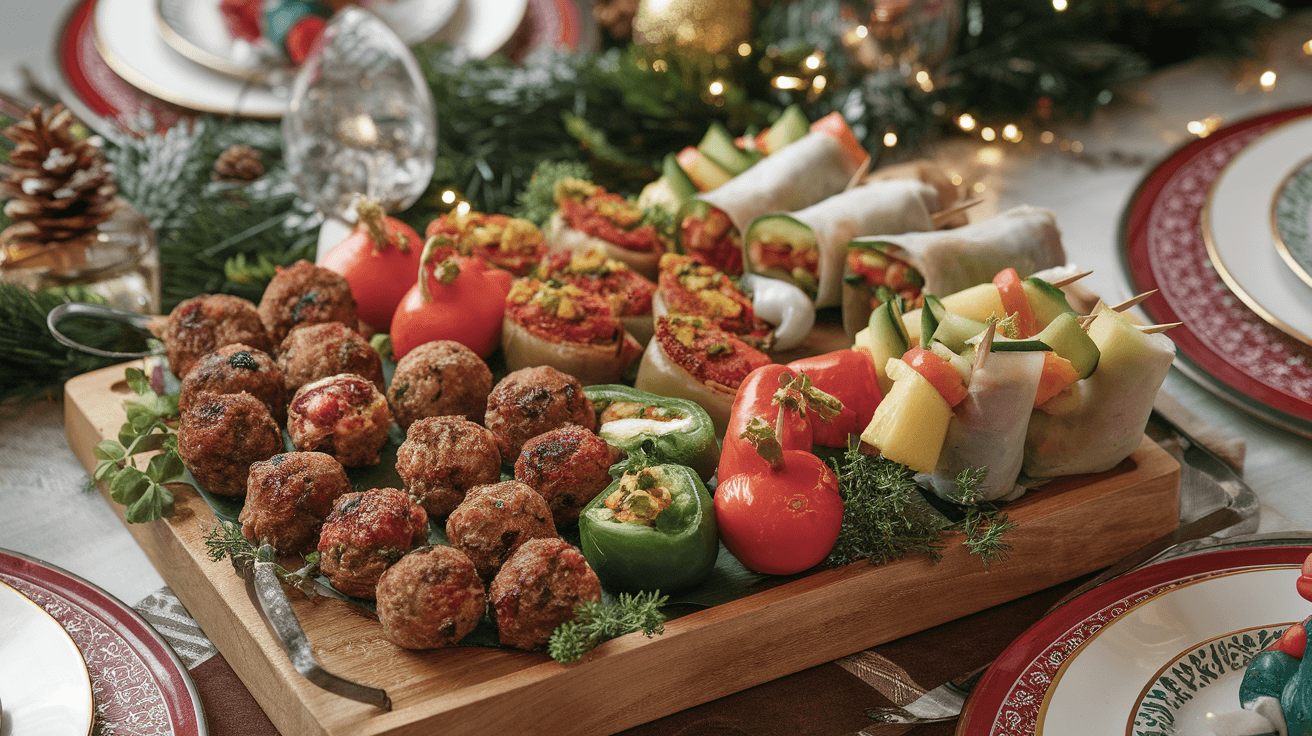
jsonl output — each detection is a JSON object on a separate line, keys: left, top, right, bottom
{"left": 246, "top": 545, "right": 391, "bottom": 710}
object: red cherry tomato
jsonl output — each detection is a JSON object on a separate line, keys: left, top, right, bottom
{"left": 320, "top": 198, "right": 423, "bottom": 332}
{"left": 715, "top": 450, "right": 844, "bottom": 575}
{"left": 390, "top": 250, "right": 513, "bottom": 360}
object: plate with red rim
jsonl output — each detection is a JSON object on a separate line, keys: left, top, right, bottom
{"left": 0, "top": 548, "right": 207, "bottom": 736}
{"left": 0, "top": 579, "right": 94, "bottom": 735}
{"left": 1121, "top": 104, "right": 1312, "bottom": 439}
{"left": 959, "top": 544, "right": 1312, "bottom": 736}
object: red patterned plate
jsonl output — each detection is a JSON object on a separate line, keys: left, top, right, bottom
{"left": 1121, "top": 105, "right": 1312, "bottom": 437}
{"left": 958, "top": 545, "right": 1312, "bottom": 736}
{"left": 0, "top": 548, "right": 206, "bottom": 736}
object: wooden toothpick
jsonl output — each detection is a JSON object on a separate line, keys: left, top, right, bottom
{"left": 1135, "top": 322, "right": 1182, "bottom": 334}
{"left": 1108, "top": 290, "right": 1157, "bottom": 313}
{"left": 1048, "top": 270, "right": 1093, "bottom": 288}
{"left": 972, "top": 321, "right": 997, "bottom": 373}
{"left": 845, "top": 156, "right": 873, "bottom": 192}
{"left": 931, "top": 196, "right": 983, "bottom": 228}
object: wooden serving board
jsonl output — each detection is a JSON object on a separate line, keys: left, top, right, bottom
{"left": 64, "top": 361, "right": 1180, "bottom": 736}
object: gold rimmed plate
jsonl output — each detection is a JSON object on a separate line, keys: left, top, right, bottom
{"left": 0, "top": 580, "right": 94, "bottom": 736}
{"left": 1202, "top": 113, "right": 1312, "bottom": 347}
{"left": 1272, "top": 155, "right": 1312, "bottom": 291}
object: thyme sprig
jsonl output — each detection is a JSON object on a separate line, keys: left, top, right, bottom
{"left": 202, "top": 520, "right": 325, "bottom": 598}
{"left": 548, "top": 591, "right": 668, "bottom": 664}
{"left": 92, "top": 367, "right": 183, "bottom": 523}
{"left": 948, "top": 468, "right": 1016, "bottom": 569}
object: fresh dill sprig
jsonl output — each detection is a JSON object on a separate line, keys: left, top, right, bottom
{"left": 547, "top": 590, "right": 668, "bottom": 663}
{"left": 825, "top": 445, "right": 947, "bottom": 567}
{"left": 947, "top": 467, "right": 1016, "bottom": 568}
{"left": 203, "top": 521, "right": 325, "bottom": 597}
{"left": 92, "top": 368, "right": 183, "bottom": 523}
{"left": 510, "top": 159, "right": 592, "bottom": 227}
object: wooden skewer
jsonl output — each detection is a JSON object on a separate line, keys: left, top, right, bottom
{"left": 1078, "top": 314, "right": 1097, "bottom": 328}
{"left": 1136, "top": 322, "right": 1182, "bottom": 334}
{"left": 1108, "top": 290, "right": 1157, "bottom": 313}
{"left": 1048, "top": 270, "right": 1093, "bottom": 288}
{"left": 931, "top": 196, "right": 983, "bottom": 228}
{"left": 973, "top": 321, "right": 997, "bottom": 373}
{"left": 845, "top": 156, "right": 873, "bottom": 192}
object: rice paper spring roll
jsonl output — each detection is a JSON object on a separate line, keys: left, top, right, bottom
{"left": 927, "top": 349, "right": 1045, "bottom": 503}
{"left": 744, "top": 179, "right": 940, "bottom": 308}
{"left": 843, "top": 205, "right": 1066, "bottom": 338}
{"left": 1022, "top": 307, "right": 1175, "bottom": 478}
{"left": 678, "top": 132, "right": 858, "bottom": 275}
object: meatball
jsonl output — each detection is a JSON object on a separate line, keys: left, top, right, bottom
{"left": 287, "top": 374, "right": 392, "bottom": 467}
{"left": 375, "top": 546, "right": 486, "bottom": 650}
{"left": 239, "top": 452, "right": 351, "bottom": 554}
{"left": 388, "top": 340, "right": 493, "bottom": 430}
{"left": 177, "top": 392, "right": 283, "bottom": 497}
{"left": 277, "top": 322, "right": 384, "bottom": 395}
{"left": 514, "top": 425, "right": 617, "bottom": 526}
{"left": 395, "top": 417, "right": 501, "bottom": 519}
{"left": 490, "top": 538, "right": 602, "bottom": 650}
{"left": 257, "top": 260, "right": 358, "bottom": 346}
{"left": 317, "top": 488, "right": 428, "bottom": 600}
{"left": 445, "top": 480, "right": 557, "bottom": 581}
{"left": 179, "top": 344, "right": 287, "bottom": 425}
{"left": 484, "top": 366, "right": 595, "bottom": 459}
{"left": 160, "top": 294, "right": 272, "bottom": 380}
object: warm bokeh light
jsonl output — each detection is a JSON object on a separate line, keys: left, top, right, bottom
{"left": 883, "top": 132, "right": 898, "bottom": 147}
{"left": 981, "top": 127, "right": 997, "bottom": 142}
{"left": 1070, "top": 141, "right": 1084, "bottom": 153}
{"left": 855, "top": 25, "right": 869, "bottom": 39}
{"left": 1040, "top": 131, "right": 1055, "bottom": 144}
{"left": 1002, "top": 124, "right": 1022, "bottom": 142}
{"left": 1304, "top": 40, "right": 1312, "bottom": 54}
{"left": 805, "top": 54, "right": 823, "bottom": 70}
{"left": 441, "top": 189, "right": 457, "bottom": 204}
{"left": 813, "top": 75, "right": 828, "bottom": 91}
{"left": 1053, "top": 0, "right": 1068, "bottom": 10}
{"left": 977, "top": 147, "right": 1002, "bottom": 165}
{"left": 1260, "top": 70, "right": 1277, "bottom": 90}
{"left": 773, "top": 76, "right": 804, "bottom": 90}
{"left": 973, "top": 182, "right": 987, "bottom": 193}
{"left": 957, "top": 114, "right": 977, "bottom": 131}
{"left": 709, "top": 81, "right": 725, "bottom": 95}
{"left": 950, "top": 173, "right": 963, "bottom": 186}
{"left": 738, "top": 43, "right": 752, "bottom": 57}
{"left": 653, "top": 59, "right": 669, "bottom": 73}
{"left": 455, "top": 201, "right": 471, "bottom": 215}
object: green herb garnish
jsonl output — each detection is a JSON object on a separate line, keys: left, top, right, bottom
{"left": 202, "top": 520, "right": 325, "bottom": 598}
{"left": 92, "top": 367, "right": 183, "bottom": 523}
{"left": 547, "top": 590, "right": 668, "bottom": 663}
{"left": 825, "top": 446, "right": 946, "bottom": 567}
{"left": 948, "top": 468, "right": 1016, "bottom": 568}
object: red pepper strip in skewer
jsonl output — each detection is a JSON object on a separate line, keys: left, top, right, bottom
{"left": 901, "top": 346, "right": 969, "bottom": 407}
{"left": 786, "top": 349, "right": 881, "bottom": 448}
{"left": 993, "top": 267, "right": 1037, "bottom": 338}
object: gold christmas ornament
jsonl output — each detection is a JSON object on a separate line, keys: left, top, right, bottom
{"left": 632, "top": 0, "right": 753, "bottom": 55}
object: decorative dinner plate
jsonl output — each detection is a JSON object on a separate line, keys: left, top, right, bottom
{"left": 959, "top": 545, "right": 1312, "bottom": 736}
{"left": 1204, "top": 114, "right": 1312, "bottom": 345}
{"left": 0, "top": 581, "right": 95, "bottom": 735}
{"left": 1121, "top": 105, "right": 1312, "bottom": 438}
{"left": 155, "top": 0, "right": 463, "bottom": 84}
{"left": 0, "top": 548, "right": 207, "bottom": 736}
{"left": 1272, "top": 156, "right": 1312, "bottom": 291}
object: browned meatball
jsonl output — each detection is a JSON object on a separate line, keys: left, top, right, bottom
{"left": 395, "top": 417, "right": 501, "bottom": 519}
{"left": 387, "top": 341, "right": 493, "bottom": 430}
{"left": 177, "top": 392, "right": 283, "bottom": 497}
{"left": 317, "top": 488, "right": 429, "bottom": 600}
{"left": 375, "top": 546, "right": 486, "bottom": 649}
{"left": 445, "top": 480, "right": 557, "bottom": 581}
{"left": 277, "top": 322, "right": 384, "bottom": 395}
{"left": 484, "top": 366, "right": 595, "bottom": 459}
{"left": 257, "top": 260, "right": 357, "bottom": 346}
{"left": 161, "top": 294, "right": 272, "bottom": 380}
{"left": 514, "top": 425, "right": 617, "bottom": 526}
{"left": 179, "top": 344, "right": 287, "bottom": 425}
{"left": 287, "top": 374, "right": 392, "bottom": 467}
{"left": 490, "top": 538, "right": 602, "bottom": 650}
{"left": 239, "top": 452, "right": 351, "bottom": 554}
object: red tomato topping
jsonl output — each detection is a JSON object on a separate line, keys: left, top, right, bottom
{"left": 536, "top": 250, "right": 655, "bottom": 317}
{"left": 425, "top": 210, "right": 546, "bottom": 277}
{"left": 993, "top": 267, "right": 1037, "bottom": 338}
{"left": 679, "top": 207, "right": 744, "bottom": 275}
{"left": 505, "top": 279, "right": 626, "bottom": 346}
{"left": 653, "top": 316, "right": 771, "bottom": 390}
{"left": 902, "top": 347, "right": 968, "bottom": 407}
{"left": 657, "top": 253, "right": 769, "bottom": 340}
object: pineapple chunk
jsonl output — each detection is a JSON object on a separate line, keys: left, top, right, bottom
{"left": 861, "top": 358, "right": 952, "bottom": 473}
{"left": 941, "top": 282, "right": 1005, "bottom": 323}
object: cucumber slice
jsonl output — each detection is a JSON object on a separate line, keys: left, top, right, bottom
{"left": 662, "top": 152, "right": 699, "bottom": 201}
{"left": 1022, "top": 276, "right": 1075, "bottom": 329}
{"left": 931, "top": 313, "right": 987, "bottom": 353}
{"left": 865, "top": 298, "right": 911, "bottom": 396}
{"left": 987, "top": 339, "right": 1053, "bottom": 352}
{"left": 1033, "top": 312, "right": 1100, "bottom": 378}
{"left": 919, "top": 294, "right": 946, "bottom": 349}
{"left": 762, "top": 104, "right": 810, "bottom": 154}
{"left": 698, "top": 122, "right": 756, "bottom": 175}
{"left": 743, "top": 214, "right": 819, "bottom": 296}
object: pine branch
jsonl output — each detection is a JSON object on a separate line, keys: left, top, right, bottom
{"left": 0, "top": 284, "right": 120, "bottom": 401}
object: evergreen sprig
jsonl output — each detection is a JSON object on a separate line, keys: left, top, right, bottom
{"left": 203, "top": 520, "right": 325, "bottom": 597}
{"left": 91, "top": 367, "right": 183, "bottom": 523}
{"left": 825, "top": 446, "right": 948, "bottom": 567}
{"left": 547, "top": 591, "right": 668, "bottom": 663}
{"left": 947, "top": 467, "right": 1016, "bottom": 568}
{"left": 0, "top": 284, "right": 120, "bottom": 401}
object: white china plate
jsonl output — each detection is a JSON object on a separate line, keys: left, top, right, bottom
{"left": 156, "top": 0, "right": 461, "bottom": 84}
{"left": 1204, "top": 115, "right": 1312, "bottom": 346}
{"left": 1040, "top": 566, "right": 1304, "bottom": 735}
{"left": 0, "top": 581, "right": 94, "bottom": 736}
{"left": 427, "top": 0, "right": 529, "bottom": 59}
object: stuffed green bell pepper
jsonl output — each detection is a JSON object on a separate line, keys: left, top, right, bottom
{"left": 579, "top": 464, "right": 718, "bottom": 594}
{"left": 583, "top": 385, "right": 719, "bottom": 482}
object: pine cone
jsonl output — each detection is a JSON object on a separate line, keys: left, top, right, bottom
{"left": 594, "top": 0, "right": 639, "bottom": 40}
{"left": 0, "top": 104, "right": 117, "bottom": 246}
{"left": 213, "top": 144, "right": 265, "bottom": 182}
